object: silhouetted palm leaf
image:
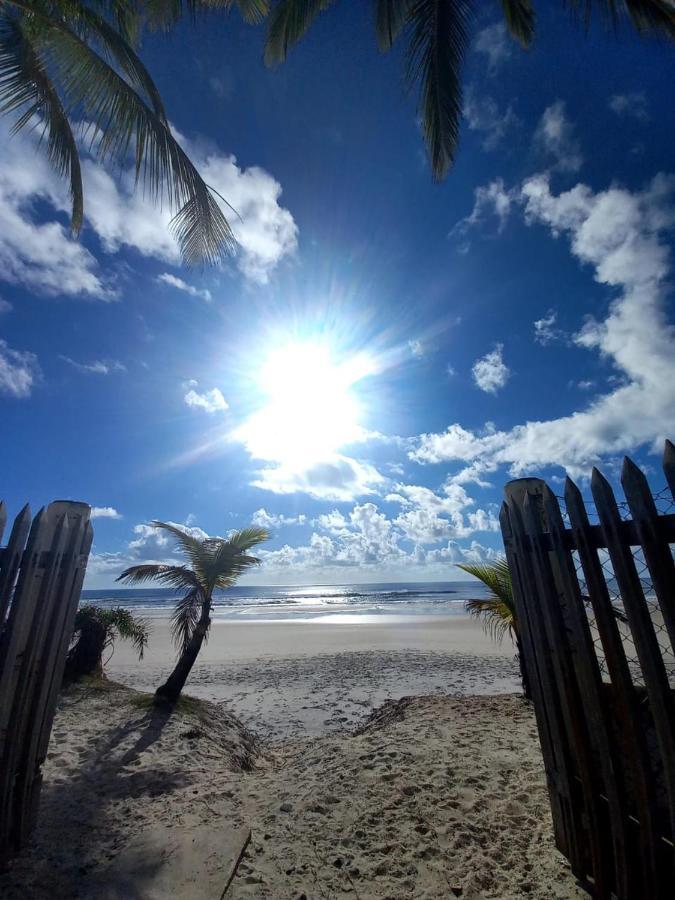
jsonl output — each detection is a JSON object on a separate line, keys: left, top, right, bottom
{"left": 457, "top": 558, "right": 517, "bottom": 642}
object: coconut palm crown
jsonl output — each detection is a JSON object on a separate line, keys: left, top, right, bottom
{"left": 457, "top": 558, "right": 516, "bottom": 643}
{"left": 0, "top": 0, "right": 268, "bottom": 264}
{"left": 117, "top": 520, "right": 269, "bottom": 702}
{"left": 264, "top": 0, "right": 675, "bottom": 181}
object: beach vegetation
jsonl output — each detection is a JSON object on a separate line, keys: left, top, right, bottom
{"left": 117, "top": 521, "right": 269, "bottom": 704}
{"left": 457, "top": 559, "right": 531, "bottom": 699}
{"left": 64, "top": 604, "right": 149, "bottom": 683}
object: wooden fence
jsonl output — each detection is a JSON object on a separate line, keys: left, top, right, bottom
{"left": 0, "top": 500, "right": 92, "bottom": 865}
{"left": 500, "top": 440, "right": 675, "bottom": 899}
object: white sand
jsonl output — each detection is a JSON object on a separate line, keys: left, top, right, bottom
{"left": 1, "top": 616, "right": 584, "bottom": 898}
{"left": 108, "top": 616, "right": 522, "bottom": 740}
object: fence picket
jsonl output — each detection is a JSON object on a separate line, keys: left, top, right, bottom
{"left": 503, "top": 484, "right": 584, "bottom": 873}
{"left": 564, "top": 476, "right": 662, "bottom": 898}
{"left": 0, "top": 501, "right": 6, "bottom": 545}
{"left": 664, "top": 440, "right": 675, "bottom": 499}
{"left": 591, "top": 468, "right": 675, "bottom": 868}
{"left": 0, "top": 504, "right": 31, "bottom": 630}
{"left": 621, "top": 457, "right": 675, "bottom": 657}
{"left": 0, "top": 501, "right": 92, "bottom": 863}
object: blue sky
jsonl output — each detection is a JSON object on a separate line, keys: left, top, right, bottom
{"left": 1, "top": 6, "right": 674, "bottom": 587}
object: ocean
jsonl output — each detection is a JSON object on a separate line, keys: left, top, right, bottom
{"left": 80, "top": 581, "right": 490, "bottom": 623}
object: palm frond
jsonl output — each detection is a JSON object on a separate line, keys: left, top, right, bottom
{"left": 145, "top": 0, "right": 269, "bottom": 30}
{"left": 0, "top": 13, "right": 84, "bottom": 233}
{"left": 405, "top": 0, "right": 475, "bottom": 181}
{"left": 375, "top": 0, "right": 414, "bottom": 50}
{"left": 202, "top": 527, "right": 269, "bottom": 587}
{"left": 465, "top": 596, "right": 515, "bottom": 642}
{"left": 148, "top": 520, "right": 211, "bottom": 576}
{"left": 264, "top": 0, "right": 337, "bottom": 65}
{"left": 458, "top": 558, "right": 517, "bottom": 643}
{"left": 501, "top": 0, "right": 535, "bottom": 45}
{"left": 107, "top": 607, "right": 150, "bottom": 658}
{"left": 564, "top": 0, "right": 675, "bottom": 37}
{"left": 170, "top": 587, "right": 204, "bottom": 652}
{"left": 116, "top": 563, "right": 203, "bottom": 591}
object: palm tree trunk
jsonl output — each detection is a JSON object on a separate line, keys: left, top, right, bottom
{"left": 155, "top": 600, "right": 211, "bottom": 704}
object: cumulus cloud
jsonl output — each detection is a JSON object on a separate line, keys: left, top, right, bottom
{"left": 0, "top": 339, "right": 40, "bottom": 398}
{"left": 91, "top": 507, "right": 122, "bottom": 519}
{"left": 464, "top": 90, "right": 518, "bottom": 151}
{"left": 609, "top": 92, "right": 649, "bottom": 121}
{"left": 471, "top": 344, "right": 510, "bottom": 394}
{"left": 156, "top": 273, "right": 212, "bottom": 302}
{"left": 183, "top": 381, "right": 229, "bottom": 414}
{"left": 251, "top": 455, "right": 384, "bottom": 502}
{"left": 473, "top": 22, "right": 512, "bottom": 75}
{"left": 413, "top": 173, "right": 675, "bottom": 477}
{"left": 388, "top": 482, "right": 499, "bottom": 544}
{"left": 257, "top": 499, "right": 499, "bottom": 581}
{"left": 534, "top": 101, "right": 583, "bottom": 173}
{"left": 251, "top": 508, "right": 306, "bottom": 528}
{"left": 60, "top": 356, "right": 126, "bottom": 375}
{"left": 0, "top": 119, "right": 297, "bottom": 297}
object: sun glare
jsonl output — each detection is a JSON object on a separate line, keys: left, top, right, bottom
{"left": 236, "top": 340, "right": 376, "bottom": 468}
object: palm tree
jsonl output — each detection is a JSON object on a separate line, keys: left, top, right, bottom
{"left": 117, "top": 521, "right": 269, "bottom": 704}
{"left": 0, "top": 0, "right": 267, "bottom": 264}
{"left": 457, "top": 558, "right": 531, "bottom": 699}
{"left": 264, "top": 1, "right": 675, "bottom": 181}
{"left": 64, "top": 604, "right": 149, "bottom": 683}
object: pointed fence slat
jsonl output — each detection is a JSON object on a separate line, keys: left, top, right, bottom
{"left": 500, "top": 441, "right": 675, "bottom": 899}
{"left": 621, "top": 457, "right": 675, "bottom": 656}
{"left": 565, "top": 476, "right": 662, "bottom": 898}
{"left": 0, "top": 500, "right": 92, "bottom": 864}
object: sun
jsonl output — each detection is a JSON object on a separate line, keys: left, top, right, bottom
{"left": 236, "top": 340, "right": 375, "bottom": 468}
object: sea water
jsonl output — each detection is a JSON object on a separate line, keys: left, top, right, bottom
{"left": 80, "top": 581, "right": 490, "bottom": 623}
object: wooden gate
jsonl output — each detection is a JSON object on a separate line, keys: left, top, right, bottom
{"left": 0, "top": 500, "right": 93, "bottom": 865}
{"left": 500, "top": 441, "right": 675, "bottom": 899}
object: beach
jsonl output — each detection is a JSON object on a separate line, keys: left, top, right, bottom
{"left": 107, "top": 615, "right": 522, "bottom": 741}
{"left": 1, "top": 607, "right": 585, "bottom": 898}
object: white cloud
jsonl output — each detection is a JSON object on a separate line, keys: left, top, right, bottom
{"left": 534, "top": 101, "right": 583, "bottom": 173}
{"left": 60, "top": 356, "right": 126, "bottom": 375}
{"left": 183, "top": 381, "right": 229, "bottom": 414}
{"left": 464, "top": 90, "right": 518, "bottom": 151}
{"left": 474, "top": 22, "right": 512, "bottom": 75}
{"left": 0, "top": 124, "right": 111, "bottom": 299}
{"left": 156, "top": 273, "right": 212, "bottom": 302}
{"left": 0, "top": 298, "right": 12, "bottom": 313}
{"left": 609, "top": 92, "right": 649, "bottom": 121}
{"left": 413, "top": 173, "right": 675, "bottom": 477}
{"left": 388, "top": 482, "right": 499, "bottom": 544}
{"left": 91, "top": 507, "right": 122, "bottom": 519}
{"left": 251, "top": 455, "right": 384, "bottom": 502}
{"left": 251, "top": 508, "right": 306, "bottom": 528}
{"left": 451, "top": 177, "right": 515, "bottom": 240}
{"left": 0, "top": 119, "right": 297, "bottom": 296}
{"left": 533, "top": 309, "right": 564, "bottom": 346}
{"left": 471, "top": 344, "right": 510, "bottom": 394}
{"left": 408, "top": 338, "right": 425, "bottom": 358}
{"left": 0, "top": 339, "right": 40, "bottom": 398}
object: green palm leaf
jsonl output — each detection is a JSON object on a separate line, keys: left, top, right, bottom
{"left": 264, "top": 0, "right": 337, "bottom": 64}
{"left": 116, "top": 562, "right": 203, "bottom": 591}
{"left": 565, "top": 0, "right": 675, "bottom": 37}
{"left": 375, "top": 0, "right": 413, "bottom": 50}
{"left": 0, "top": 14, "right": 84, "bottom": 232}
{"left": 457, "top": 559, "right": 517, "bottom": 643}
{"left": 501, "top": 0, "right": 535, "bottom": 45}
{"left": 406, "top": 0, "right": 474, "bottom": 180}
{"left": 171, "top": 586, "right": 203, "bottom": 651}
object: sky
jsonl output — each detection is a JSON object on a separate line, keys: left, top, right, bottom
{"left": 0, "top": 5, "right": 674, "bottom": 588}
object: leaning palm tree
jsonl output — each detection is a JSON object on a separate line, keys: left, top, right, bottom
{"left": 117, "top": 521, "right": 269, "bottom": 703}
{"left": 0, "top": 0, "right": 267, "bottom": 264}
{"left": 265, "top": 1, "right": 675, "bottom": 180}
{"left": 457, "top": 558, "right": 531, "bottom": 699}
